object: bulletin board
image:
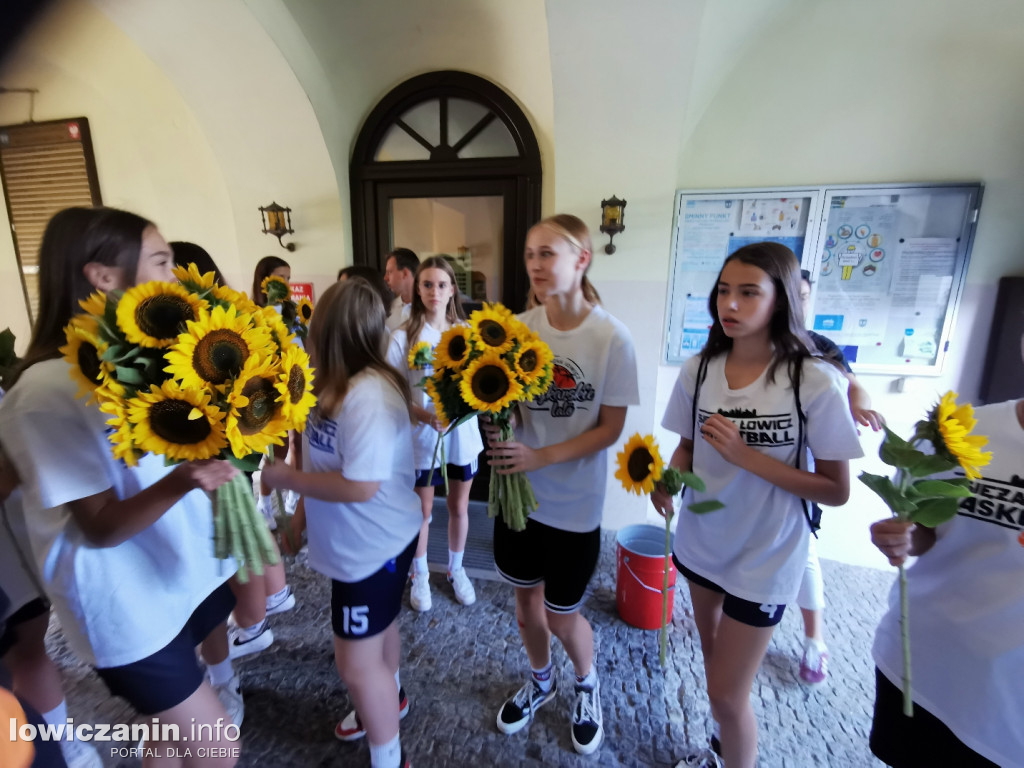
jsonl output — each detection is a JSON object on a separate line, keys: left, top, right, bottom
{"left": 664, "top": 183, "right": 982, "bottom": 376}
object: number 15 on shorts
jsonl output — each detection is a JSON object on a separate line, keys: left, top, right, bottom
{"left": 342, "top": 605, "right": 369, "bottom": 635}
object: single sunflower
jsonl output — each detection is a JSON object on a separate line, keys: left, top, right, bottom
{"left": 513, "top": 338, "right": 554, "bottom": 388}
{"left": 101, "top": 399, "right": 140, "bottom": 467}
{"left": 127, "top": 380, "right": 228, "bottom": 461}
{"left": 225, "top": 356, "right": 289, "bottom": 458}
{"left": 172, "top": 262, "right": 217, "bottom": 291}
{"left": 460, "top": 353, "right": 522, "bottom": 413}
{"left": 165, "top": 305, "right": 273, "bottom": 390}
{"left": 116, "top": 281, "right": 207, "bottom": 349}
{"left": 261, "top": 275, "right": 291, "bottom": 303}
{"left": 929, "top": 391, "right": 992, "bottom": 480}
{"left": 60, "top": 319, "right": 111, "bottom": 401}
{"left": 434, "top": 326, "right": 472, "bottom": 370}
{"left": 615, "top": 433, "right": 664, "bottom": 495}
{"left": 408, "top": 341, "right": 433, "bottom": 370}
{"left": 275, "top": 344, "right": 316, "bottom": 430}
{"left": 253, "top": 305, "right": 296, "bottom": 352}
{"left": 469, "top": 304, "right": 516, "bottom": 355}
{"left": 296, "top": 297, "right": 314, "bottom": 325}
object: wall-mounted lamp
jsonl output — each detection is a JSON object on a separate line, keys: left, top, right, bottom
{"left": 599, "top": 196, "right": 626, "bottom": 254}
{"left": 259, "top": 202, "right": 295, "bottom": 251}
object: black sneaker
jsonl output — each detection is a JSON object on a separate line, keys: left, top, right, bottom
{"left": 496, "top": 678, "right": 557, "bottom": 735}
{"left": 570, "top": 679, "right": 603, "bottom": 755}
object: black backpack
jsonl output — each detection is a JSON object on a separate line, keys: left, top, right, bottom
{"left": 691, "top": 354, "right": 820, "bottom": 535}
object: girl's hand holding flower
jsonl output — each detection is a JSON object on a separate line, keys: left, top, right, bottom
{"left": 870, "top": 519, "right": 917, "bottom": 567}
{"left": 175, "top": 459, "right": 237, "bottom": 493}
{"left": 651, "top": 485, "right": 675, "bottom": 519}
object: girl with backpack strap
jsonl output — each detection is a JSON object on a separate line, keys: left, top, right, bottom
{"left": 653, "top": 242, "right": 862, "bottom": 768}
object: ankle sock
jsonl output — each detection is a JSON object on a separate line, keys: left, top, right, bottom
{"left": 575, "top": 666, "right": 598, "bottom": 690}
{"left": 448, "top": 549, "right": 464, "bottom": 572}
{"left": 394, "top": 669, "right": 401, "bottom": 692}
{"left": 369, "top": 733, "right": 402, "bottom": 768}
{"left": 531, "top": 661, "right": 553, "bottom": 693}
{"left": 41, "top": 700, "right": 67, "bottom": 727}
{"left": 208, "top": 657, "right": 234, "bottom": 686}
{"left": 266, "top": 585, "right": 290, "bottom": 609}
{"left": 412, "top": 555, "right": 428, "bottom": 575}
{"left": 238, "top": 618, "right": 267, "bottom": 639}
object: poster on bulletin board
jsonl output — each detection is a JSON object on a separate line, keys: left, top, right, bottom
{"left": 665, "top": 183, "right": 982, "bottom": 376}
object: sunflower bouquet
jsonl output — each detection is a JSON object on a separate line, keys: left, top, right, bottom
{"left": 616, "top": 433, "right": 723, "bottom": 666}
{"left": 261, "top": 275, "right": 312, "bottom": 342}
{"left": 425, "top": 303, "right": 554, "bottom": 531}
{"left": 859, "top": 390, "right": 991, "bottom": 716}
{"left": 60, "top": 264, "right": 317, "bottom": 581}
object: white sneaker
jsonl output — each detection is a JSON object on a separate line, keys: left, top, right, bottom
{"left": 409, "top": 572, "right": 432, "bottom": 612}
{"left": 211, "top": 673, "right": 244, "bottom": 727}
{"left": 228, "top": 619, "right": 274, "bottom": 659}
{"left": 60, "top": 738, "right": 103, "bottom": 768}
{"left": 676, "top": 749, "right": 723, "bottom": 768}
{"left": 448, "top": 567, "right": 477, "bottom": 606}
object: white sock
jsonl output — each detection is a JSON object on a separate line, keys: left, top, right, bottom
{"left": 394, "top": 669, "right": 401, "bottom": 692}
{"left": 412, "top": 555, "right": 428, "bottom": 575}
{"left": 266, "top": 585, "right": 289, "bottom": 608}
{"left": 240, "top": 618, "right": 267, "bottom": 638}
{"left": 575, "top": 666, "right": 598, "bottom": 690}
{"left": 531, "top": 661, "right": 553, "bottom": 693}
{"left": 448, "top": 549, "right": 464, "bottom": 572}
{"left": 208, "top": 657, "right": 234, "bottom": 686}
{"left": 369, "top": 733, "right": 402, "bottom": 768}
{"left": 41, "top": 699, "right": 68, "bottom": 727}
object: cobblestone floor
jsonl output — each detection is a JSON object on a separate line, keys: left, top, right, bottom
{"left": 48, "top": 525, "right": 893, "bottom": 768}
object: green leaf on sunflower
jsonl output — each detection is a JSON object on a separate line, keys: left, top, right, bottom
{"left": 227, "top": 452, "right": 263, "bottom": 473}
{"left": 878, "top": 426, "right": 927, "bottom": 468}
{"left": 114, "top": 365, "right": 145, "bottom": 386}
{"left": 688, "top": 499, "right": 726, "bottom": 514}
{"left": 909, "top": 479, "right": 973, "bottom": 499}
{"left": 859, "top": 472, "right": 919, "bottom": 515}
{"left": 908, "top": 496, "right": 959, "bottom": 527}
{"left": 906, "top": 453, "right": 958, "bottom": 478}
{"left": 678, "top": 471, "right": 706, "bottom": 493}
{"left": 659, "top": 467, "right": 687, "bottom": 497}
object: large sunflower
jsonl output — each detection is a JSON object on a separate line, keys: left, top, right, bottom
{"left": 928, "top": 391, "right": 992, "bottom": 480}
{"left": 172, "top": 262, "right": 217, "bottom": 291}
{"left": 615, "top": 433, "right": 664, "bottom": 495}
{"left": 60, "top": 319, "right": 110, "bottom": 400}
{"left": 469, "top": 304, "right": 516, "bottom": 355}
{"left": 261, "top": 275, "right": 291, "bottom": 303}
{"left": 460, "top": 353, "right": 522, "bottom": 413}
{"left": 225, "top": 356, "right": 289, "bottom": 458}
{"left": 127, "top": 380, "right": 227, "bottom": 461}
{"left": 513, "top": 338, "right": 553, "bottom": 389}
{"left": 101, "top": 399, "right": 140, "bottom": 467}
{"left": 116, "top": 281, "right": 207, "bottom": 349}
{"left": 165, "top": 305, "right": 274, "bottom": 389}
{"left": 275, "top": 344, "right": 316, "bottom": 430}
{"left": 434, "top": 326, "right": 472, "bottom": 371}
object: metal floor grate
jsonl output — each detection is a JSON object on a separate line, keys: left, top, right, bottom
{"left": 425, "top": 498, "right": 498, "bottom": 580}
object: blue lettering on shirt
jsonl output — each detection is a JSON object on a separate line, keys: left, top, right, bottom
{"left": 307, "top": 413, "right": 337, "bottom": 454}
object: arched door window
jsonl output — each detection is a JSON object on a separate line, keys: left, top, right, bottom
{"left": 350, "top": 71, "right": 541, "bottom": 311}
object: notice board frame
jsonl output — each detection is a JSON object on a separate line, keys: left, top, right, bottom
{"left": 664, "top": 182, "right": 982, "bottom": 376}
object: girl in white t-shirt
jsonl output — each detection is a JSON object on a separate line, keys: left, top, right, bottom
{"left": 487, "top": 214, "right": 639, "bottom": 758}
{"left": 653, "top": 242, "right": 862, "bottom": 768}
{"left": 0, "top": 207, "right": 245, "bottom": 767}
{"left": 262, "top": 277, "right": 420, "bottom": 768}
{"left": 386, "top": 256, "right": 484, "bottom": 612}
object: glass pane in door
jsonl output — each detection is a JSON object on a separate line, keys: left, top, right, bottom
{"left": 390, "top": 196, "right": 504, "bottom": 303}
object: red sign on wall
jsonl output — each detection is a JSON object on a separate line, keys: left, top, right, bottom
{"left": 289, "top": 282, "right": 314, "bottom": 303}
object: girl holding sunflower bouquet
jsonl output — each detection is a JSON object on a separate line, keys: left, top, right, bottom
{"left": 652, "top": 242, "right": 862, "bottom": 768}
{"left": 261, "top": 277, "right": 420, "bottom": 768}
{"left": 488, "top": 214, "right": 638, "bottom": 758}
{"left": 386, "top": 256, "right": 484, "bottom": 612}
{"left": 0, "top": 207, "right": 245, "bottom": 766}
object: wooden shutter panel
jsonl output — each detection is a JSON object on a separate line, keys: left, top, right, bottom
{"left": 0, "top": 118, "right": 102, "bottom": 323}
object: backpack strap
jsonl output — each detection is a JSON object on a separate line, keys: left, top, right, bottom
{"left": 791, "top": 359, "right": 818, "bottom": 537}
{"left": 691, "top": 354, "right": 709, "bottom": 439}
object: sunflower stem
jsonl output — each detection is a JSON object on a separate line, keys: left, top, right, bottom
{"left": 899, "top": 562, "right": 913, "bottom": 717}
{"left": 660, "top": 509, "right": 673, "bottom": 668}
{"left": 440, "top": 435, "right": 449, "bottom": 496}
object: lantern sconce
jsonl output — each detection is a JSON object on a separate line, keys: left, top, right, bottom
{"left": 259, "top": 202, "right": 295, "bottom": 251}
{"left": 599, "top": 196, "right": 626, "bottom": 254}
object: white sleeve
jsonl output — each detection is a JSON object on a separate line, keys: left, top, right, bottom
{"left": 661, "top": 357, "right": 701, "bottom": 439}
{"left": 601, "top": 321, "right": 640, "bottom": 407}
{"left": 386, "top": 330, "right": 408, "bottom": 370}
{"left": 802, "top": 361, "right": 864, "bottom": 461}
{"left": 337, "top": 380, "right": 400, "bottom": 482}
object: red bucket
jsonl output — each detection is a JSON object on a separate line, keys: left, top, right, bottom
{"left": 616, "top": 524, "right": 676, "bottom": 630}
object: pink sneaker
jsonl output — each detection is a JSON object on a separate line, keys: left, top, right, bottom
{"left": 799, "top": 639, "right": 829, "bottom": 685}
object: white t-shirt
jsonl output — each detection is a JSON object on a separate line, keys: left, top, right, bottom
{"left": 302, "top": 368, "right": 421, "bottom": 583}
{"left": 516, "top": 304, "right": 639, "bottom": 533}
{"left": 385, "top": 297, "right": 411, "bottom": 333}
{"left": 873, "top": 400, "right": 1024, "bottom": 766}
{"left": 387, "top": 324, "right": 484, "bottom": 470}
{"left": 0, "top": 359, "right": 234, "bottom": 668}
{"left": 662, "top": 354, "right": 862, "bottom": 605}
